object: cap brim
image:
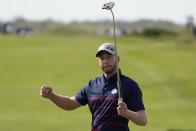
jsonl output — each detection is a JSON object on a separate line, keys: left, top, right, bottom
{"left": 96, "top": 50, "right": 114, "bottom": 57}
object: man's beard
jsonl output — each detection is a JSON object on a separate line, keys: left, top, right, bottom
{"left": 102, "top": 64, "right": 117, "bottom": 75}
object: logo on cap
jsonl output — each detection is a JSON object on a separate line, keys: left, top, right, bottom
{"left": 106, "top": 46, "right": 114, "bottom": 51}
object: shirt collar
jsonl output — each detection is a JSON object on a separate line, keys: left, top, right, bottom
{"left": 102, "top": 69, "right": 122, "bottom": 84}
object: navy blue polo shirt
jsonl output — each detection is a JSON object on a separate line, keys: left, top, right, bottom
{"left": 75, "top": 73, "right": 145, "bottom": 131}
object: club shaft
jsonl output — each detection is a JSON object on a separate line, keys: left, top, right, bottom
{"left": 110, "top": 10, "right": 122, "bottom": 102}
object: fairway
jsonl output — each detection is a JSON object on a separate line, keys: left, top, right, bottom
{"left": 0, "top": 35, "right": 196, "bottom": 131}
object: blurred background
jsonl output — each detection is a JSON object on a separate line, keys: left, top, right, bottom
{"left": 0, "top": 0, "right": 196, "bottom": 131}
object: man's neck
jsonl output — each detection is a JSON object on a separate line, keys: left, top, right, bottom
{"left": 104, "top": 70, "right": 117, "bottom": 79}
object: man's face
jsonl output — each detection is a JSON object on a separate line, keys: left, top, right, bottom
{"left": 98, "top": 51, "right": 118, "bottom": 74}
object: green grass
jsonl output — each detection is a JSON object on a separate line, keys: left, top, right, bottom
{"left": 0, "top": 35, "right": 196, "bottom": 131}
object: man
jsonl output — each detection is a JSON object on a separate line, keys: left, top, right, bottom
{"left": 40, "top": 43, "right": 147, "bottom": 131}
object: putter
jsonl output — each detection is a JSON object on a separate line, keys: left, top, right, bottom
{"left": 102, "top": 2, "right": 123, "bottom": 102}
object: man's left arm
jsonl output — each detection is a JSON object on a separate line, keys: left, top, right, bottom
{"left": 117, "top": 102, "right": 147, "bottom": 126}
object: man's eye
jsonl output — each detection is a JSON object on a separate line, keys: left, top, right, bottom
{"left": 107, "top": 56, "right": 112, "bottom": 59}
{"left": 100, "top": 57, "right": 104, "bottom": 60}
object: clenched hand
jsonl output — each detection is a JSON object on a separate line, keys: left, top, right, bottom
{"left": 117, "top": 101, "right": 129, "bottom": 118}
{"left": 40, "top": 85, "right": 53, "bottom": 98}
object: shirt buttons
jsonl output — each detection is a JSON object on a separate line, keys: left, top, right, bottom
{"left": 106, "top": 82, "right": 109, "bottom": 85}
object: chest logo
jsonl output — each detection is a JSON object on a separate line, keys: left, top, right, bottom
{"left": 111, "top": 88, "right": 117, "bottom": 95}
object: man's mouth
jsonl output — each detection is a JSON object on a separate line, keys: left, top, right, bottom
{"left": 103, "top": 65, "right": 111, "bottom": 69}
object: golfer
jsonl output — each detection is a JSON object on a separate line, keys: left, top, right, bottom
{"left": 40, "top": 43, "right": 147, "bottom": 131}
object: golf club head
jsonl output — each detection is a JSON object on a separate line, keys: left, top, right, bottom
{"left": 102, "top": 2, "right": 115, "bottom": 10}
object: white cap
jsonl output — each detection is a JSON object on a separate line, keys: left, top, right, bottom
{"left": 96, "top": 43, "right": 116, "bottom": 57}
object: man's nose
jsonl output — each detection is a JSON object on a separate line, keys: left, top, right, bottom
{"left": 102, "top": 58, "right": 108, "bottom": 64}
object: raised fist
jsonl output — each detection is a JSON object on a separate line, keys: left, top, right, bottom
{"left": 40, "top": 85, "right": 53, "bottom": 98}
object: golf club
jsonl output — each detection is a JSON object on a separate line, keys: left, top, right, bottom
{"left": 102, "top": 2, "right": 123, "bottom": 102}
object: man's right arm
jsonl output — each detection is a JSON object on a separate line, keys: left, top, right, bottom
{"left": 40, "top": 85, "right": 81, "bottom": 110}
